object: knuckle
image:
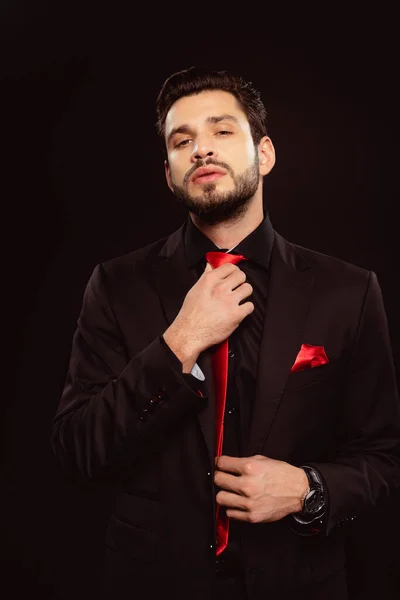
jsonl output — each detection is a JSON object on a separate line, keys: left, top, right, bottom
{"left": 248, "top": 511, "right": 258, "bottom": 524}
{"left": 240, "top": 484, "right": 252, "bottom": 497}
{"left": 241, "top": 498, "right": 251, "bottom": 511}
{"left": 243, "top": 460, "right": 254, "bottom": 474}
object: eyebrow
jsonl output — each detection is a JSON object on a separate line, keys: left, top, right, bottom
{"left": 167, "top": 114, "right": 240, "bottom": 145}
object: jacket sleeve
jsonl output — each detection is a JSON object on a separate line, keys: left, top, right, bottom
{"left": 307, "top": 271, "right": 400, "bottom": 535}
{"left": 50, "top": 263, "right": 207, "bottom": 482}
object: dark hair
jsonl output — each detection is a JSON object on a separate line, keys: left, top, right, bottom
{"left": 155, "top": 66, "right": 268, "bottom": 151}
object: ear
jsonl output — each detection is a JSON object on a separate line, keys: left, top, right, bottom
{"left": 257, "top": 136, "right": 276, "bottom": 176}
{"left": 164, "top": 160, "right": 174, "bottom": 192}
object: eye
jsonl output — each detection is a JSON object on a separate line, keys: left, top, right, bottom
{"left": 216, "top": 130, "right": 232, "bottom": 136}
{"left": 175, "top": 139, "right": 191, "bottom": 148}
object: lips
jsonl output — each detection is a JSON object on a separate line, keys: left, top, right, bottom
{"left": 191, "top": 166, "right": 227, "bottom": 184}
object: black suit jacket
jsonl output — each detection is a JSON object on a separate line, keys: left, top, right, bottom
{"left": 51, "top": 221, "right": 400, "bottom": 599}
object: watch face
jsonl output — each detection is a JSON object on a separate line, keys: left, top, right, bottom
{"left": 305, "top": 489, "right": 325, "bottom": 513}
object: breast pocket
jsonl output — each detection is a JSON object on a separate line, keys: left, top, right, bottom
{"left": 284, "top": 358, "right": 341, "bottom": 391}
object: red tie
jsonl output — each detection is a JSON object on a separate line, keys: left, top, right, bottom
{"left": 205, "top": 251, "right": 248, "bottom": 556}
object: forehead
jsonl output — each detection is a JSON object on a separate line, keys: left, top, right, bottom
{"left": 164, "top": 90, "right": 249, "bottom": 136}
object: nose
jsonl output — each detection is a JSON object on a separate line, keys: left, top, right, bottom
{"left": 191, "top": 136, "right": 218, "bottom": 162}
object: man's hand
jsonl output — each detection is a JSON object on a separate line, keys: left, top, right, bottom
{"left": 214, "top": 454, "right": 309, "bottom": 523}
{"left": 163, "top": 262, "right": 254, "bottom": 366}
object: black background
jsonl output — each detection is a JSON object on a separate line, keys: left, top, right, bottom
{"left": 1, "top": 2, "right": 399, "bottom": 598}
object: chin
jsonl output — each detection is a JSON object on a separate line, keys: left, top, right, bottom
{"left": 194, "top": 182, "right": 231, "bottom": 195}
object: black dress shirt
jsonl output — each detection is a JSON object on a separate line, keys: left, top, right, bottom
{"left": 183, "top": 211, "right": 274, "bottom": 447}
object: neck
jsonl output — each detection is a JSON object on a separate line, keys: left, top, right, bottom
{"left": 189, "top": 195, "right": 264, "bottom": 250}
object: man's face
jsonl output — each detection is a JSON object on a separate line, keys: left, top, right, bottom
{"left": 164, "top": 90, "right": 269, "bottom": 225}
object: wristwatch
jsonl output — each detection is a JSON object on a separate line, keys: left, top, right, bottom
{"left": 300, "top": 465, "right": 326, "bottom": 515}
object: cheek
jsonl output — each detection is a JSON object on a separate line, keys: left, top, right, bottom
{"left": 227, "top": 147, "right": 255, "bottom": 175}
{"left": 168, "top": 161, "right": 187, "bottom": 185}
{"left": 242, "top": 139, "right": 257, "bottom": 165}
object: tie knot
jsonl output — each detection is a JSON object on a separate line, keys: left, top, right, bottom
{"left": 205, "top": 251, "right": 248, "bottom": 269}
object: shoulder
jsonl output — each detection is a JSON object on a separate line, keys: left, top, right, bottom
{"left": 85, "top": 232, "right": 172, "bottom": 299}
{"left": 102, "top": 235, "right": 169, "bottom": 275}
{"left": 276, "top": 232, "right": 371, "bottom": 286}
{"left": 273, "top": 233, "right": 377, "bottom": 319}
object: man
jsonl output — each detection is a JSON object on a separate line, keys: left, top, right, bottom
{"left": 51, "top": 66, "right": 400, "bottom": 600}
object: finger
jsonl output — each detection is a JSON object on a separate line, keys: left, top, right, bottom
{"left": 215, "top": 455, "right": 245, "bottom": 475}
{"left": 225, "top": 509, "right": 249, "bottom": 522}
{"left": 213, "top": 262, "right": 240, "bottom": 280}
{"left": 214, "top": 470, "right": 242, "bottom": 494}
{"left": 216, "top": 490, "right": 249, "bottom": 511}
{"left": 204, "top": 261, "right": 237, "bottom": 276}
{"left": 227, "top": 269, "right": 247, "bottom": 291}
{"left": 241, "top": 301, "right": 255, "bottom": 316}
{"left": 234, "top": 282, "right": 253, "bottom": 303}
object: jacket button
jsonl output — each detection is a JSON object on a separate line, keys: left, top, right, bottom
{"left": 139, "top": 408, "right": 148, "bottom": 421}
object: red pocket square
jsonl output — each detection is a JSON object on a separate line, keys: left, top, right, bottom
{"left": 290, "top": 344, "right": 329, "bottom": 373}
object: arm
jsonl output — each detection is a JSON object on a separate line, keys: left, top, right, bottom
{"left": 160, "top": 332, "right": 205, "bottom": 382}
{"left": 307, "top": 271, "right": 400, "bottom": 535}
{"left": 51, "top": 263, "right": 206, "bottom": 483}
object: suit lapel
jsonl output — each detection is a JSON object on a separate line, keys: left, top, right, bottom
{"left": 151, "top": 223, "right": 216, "bottom": 467}
{"left": 246, "top": 234, "right": 314, "bottom": 456}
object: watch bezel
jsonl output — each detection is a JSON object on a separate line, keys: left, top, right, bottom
{"left": 303, "top": 488, "right": 325, "bottom": 513}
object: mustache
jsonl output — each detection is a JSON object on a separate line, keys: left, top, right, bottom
{"left": 184, "top": 158, "right": 233, "bottom": 185}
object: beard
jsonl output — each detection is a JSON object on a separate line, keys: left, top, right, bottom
{"left": 170, "top": 156, "right": 260, "bottom": 226}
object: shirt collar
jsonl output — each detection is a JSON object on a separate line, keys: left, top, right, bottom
{"left": 184, "top": 210, "right": 275, "bottom": 271}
